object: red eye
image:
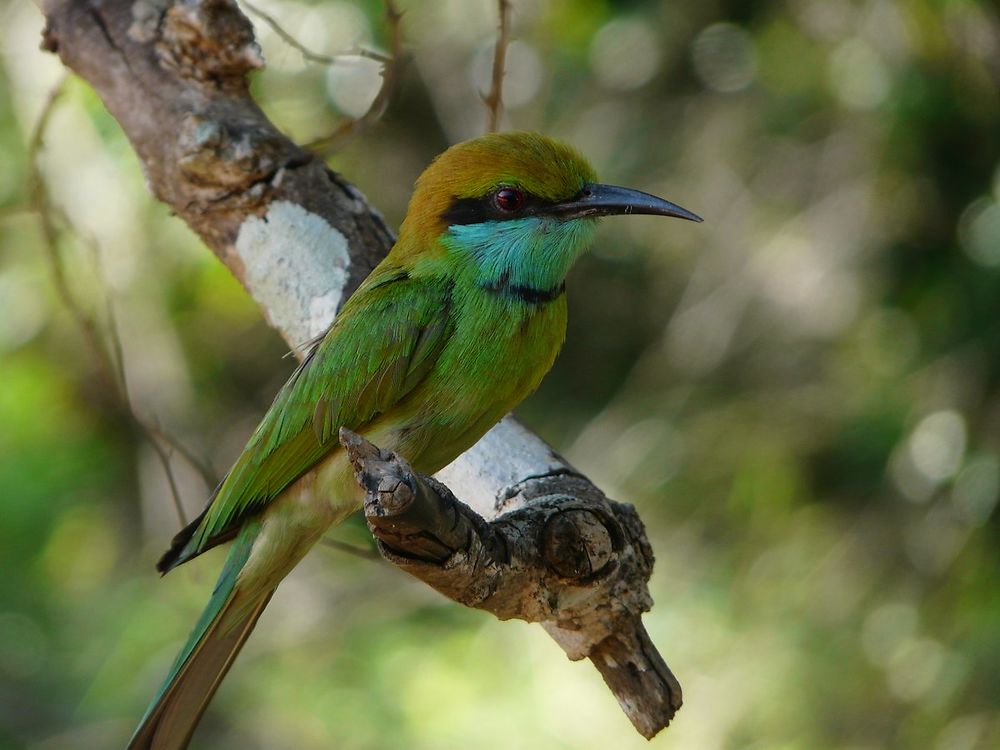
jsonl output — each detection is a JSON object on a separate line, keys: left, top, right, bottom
{"left": 494, "top": 187, "right": 524, "bottom": 213}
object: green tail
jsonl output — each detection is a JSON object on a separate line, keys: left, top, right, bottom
{"left": 128, "top": 521, "right": 270, "bottom": 750}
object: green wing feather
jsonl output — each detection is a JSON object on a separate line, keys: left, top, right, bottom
{"left": 162, "top": 270, "right": 453, "bottom": 570}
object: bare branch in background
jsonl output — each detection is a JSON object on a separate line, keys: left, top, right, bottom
{"left": 241, "top": 0, "right": 391, "bottom": 65}
{"left": 483, "top": 0, "right": 511, "bottom": 132}
{"left": 319, "top": 537, "right": 380, "bottom": 560}
{"left": 144, "top": 434, "right": 189, "bottom": 526}
{"left": 305, "top": 0, "right": 405, "bottom": 155}
{"left": 145, "top": 422, "right": 219, "bottom": 491}
{"left": 26, "top": 77, "right": 216, "bottom": 528}
{"left": 0, "top": 205, "right": 38, "bottom": 224}
{"left": 28, "top": 74, "right": 119, "bottom": 397}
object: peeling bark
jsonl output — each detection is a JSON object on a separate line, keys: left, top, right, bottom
{"left": 38, "top": 0, "right": 681, "bottom": 737}
{"left": 40, "top": 0, "right": 391, "bottom": 304}
{"left": 341, "top": 430, "right": 681, "bottom": 736}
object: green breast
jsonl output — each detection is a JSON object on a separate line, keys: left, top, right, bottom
{"left": 394, "top": 283, "right": 568, "bottom": 474}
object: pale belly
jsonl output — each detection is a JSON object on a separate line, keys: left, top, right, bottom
{"left": 238, "top": 421, "right": 395, "bottom": 593}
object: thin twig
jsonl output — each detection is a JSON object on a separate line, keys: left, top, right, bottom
{"left": 320, "top": 537, "right": 380, "bottom": 560}
{"left": 0, "top": 205, "right": 35, "bottom": 224}
{"left": 483, "top": 0, "right": 512, "bottom": 133}
{"left": 305, "top": 0, "right": 404, "bottom": 155}
{"left": 146, "top": 422, "right": 220, "bottom": 490}
{"left": 69, "top": 211, "right": 219, "bottom": 506}
{"left": 28, "top": 77, "right": 202, "bottom": 528}
{"left": 241, "top": 0, "right": 391, "bottom": 65}
{"left": 147, "top": 438, "right": 190, "bottom": 527}
{"left": 28, "top": 75, "right": 120, "bottom": 398}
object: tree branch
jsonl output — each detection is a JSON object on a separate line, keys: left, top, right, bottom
{"left": 342, "top": 429, "right": 681, "bottom": 736}
{"left": 39, "top": 0, "right": 681, "bottom": 737}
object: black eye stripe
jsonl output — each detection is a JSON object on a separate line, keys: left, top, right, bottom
{"left": 441, "top": 189, "right": 555, "bottom": 225}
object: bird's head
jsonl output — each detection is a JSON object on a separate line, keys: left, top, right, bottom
{"left": 397, "top": 132, "right": 701, "bottom": 296}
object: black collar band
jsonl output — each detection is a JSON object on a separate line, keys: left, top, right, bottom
{"left": 481, "top": 279, "right": 566, "bottom": 304}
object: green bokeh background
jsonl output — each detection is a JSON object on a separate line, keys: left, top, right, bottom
{"left": 1, "top": 0, "right": 999, "bottom": 748}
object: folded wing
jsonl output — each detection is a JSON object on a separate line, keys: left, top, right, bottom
{"left": 159, "top": 270, "right": 454, "bottom": 572}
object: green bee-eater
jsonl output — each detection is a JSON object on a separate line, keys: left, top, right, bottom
{"left": 128, "top": 132, "right": 701, "bottom": 749}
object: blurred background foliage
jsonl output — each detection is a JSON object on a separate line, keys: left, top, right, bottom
{"left": 1, "top": 0, "right": 999, "bottom": 747}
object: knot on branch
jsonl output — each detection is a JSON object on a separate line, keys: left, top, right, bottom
{"left": 177, "top": 113, "right": 292, "bottom": 192}
{"left": 541, "top": 505, "right": 618, "bottom": 581}
{"left": 340, "top": 428, "right": 682, "bottom": 737}
{"left": 158, "top": 0, "right": 263, "bottom": 85}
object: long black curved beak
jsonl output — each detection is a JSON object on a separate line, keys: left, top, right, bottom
{"left": 548, "top": 183, "right": 703, "bottom": 222}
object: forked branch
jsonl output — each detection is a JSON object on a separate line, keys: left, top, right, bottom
{"left": 305, "top": 0, "right": 405, "bottom": 155}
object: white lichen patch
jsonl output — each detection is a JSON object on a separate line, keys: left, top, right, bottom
{"left": 235, "top": 201, "right": 351, "bottom": 345}
{"left": 436, "top": 416, "right": 570, "bottom": 518}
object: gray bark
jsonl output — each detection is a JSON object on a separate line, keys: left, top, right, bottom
{"left": 38, "top": 0, "right": 681, "bottom": 737}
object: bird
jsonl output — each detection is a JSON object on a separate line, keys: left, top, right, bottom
{"left": 128, "top": 131, "right": 701, "bottom": 749}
